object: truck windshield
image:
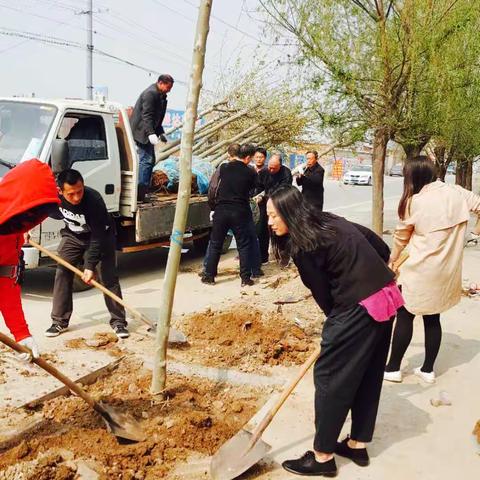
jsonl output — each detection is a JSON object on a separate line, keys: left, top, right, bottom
{"left": 0, "top": 101, "right": 57, "bottom": 176}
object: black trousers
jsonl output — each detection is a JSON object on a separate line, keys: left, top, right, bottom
{"left": 257, "top": 203, "right": 270, "bottom": 263}
{"left": 313, "top": 305, "right": 393, "bottom": 453}
{"left": 51, "top": 231, "right": 126, "bottom": 328}
{"left": 204, "top": 207, "right": 252, "bottom": 281}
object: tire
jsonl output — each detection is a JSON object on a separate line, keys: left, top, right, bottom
{"left": 221, "top": 234, "right": 233, "bottom": 254}
{"left": 367, "top": 177, "right": 372, "bottom": 186}
{"left": 193, "top": 234, "right": 210, "bottom": 254}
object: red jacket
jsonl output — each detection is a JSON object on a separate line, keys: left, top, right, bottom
{"left": 0, "top": 159, "right": 60, "bottom": 341}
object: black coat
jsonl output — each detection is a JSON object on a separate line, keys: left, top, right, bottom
{"left": 130, "top": 83, "right": 168, "bottom": 145}
{"left": 292, "top": 214, "right": 394, "bottom": 316}
{"left": 296, "top": 162, "right": 325, "bottom": 210}
{"left": 258, "top": 165, "right": 293, "bottom": 198}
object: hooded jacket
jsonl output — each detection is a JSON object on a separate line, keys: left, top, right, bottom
{"left": 0, "top": 159, "right": 59, "bottom": 340}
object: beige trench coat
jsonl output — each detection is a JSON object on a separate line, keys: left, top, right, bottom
{"left": 393, "top": 180, "right": 480, "bottom": 315}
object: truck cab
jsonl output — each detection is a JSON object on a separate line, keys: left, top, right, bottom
{"left": 0, "top": 97, "right": 213, "bottom": 269}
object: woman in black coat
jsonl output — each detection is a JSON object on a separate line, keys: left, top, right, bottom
{"left": 267, "top": 186, "right": 403, "bottom": 477}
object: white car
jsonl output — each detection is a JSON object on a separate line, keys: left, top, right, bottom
{"left": 343, "top": 165, "right": 372, "bottom": 185}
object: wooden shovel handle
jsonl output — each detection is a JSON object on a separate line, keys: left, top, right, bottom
{"left": 28, "top": 239, "right": 153, "bottom": 328}
{"left": 0, "top": 331, "right": 104, "bottom": 411}
{"left": 247, "top": 346, "right": 321, "bottom": 450}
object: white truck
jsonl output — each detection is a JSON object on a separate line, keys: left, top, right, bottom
{"left": 0, "top": 97, "right": 220, "bottom": 272}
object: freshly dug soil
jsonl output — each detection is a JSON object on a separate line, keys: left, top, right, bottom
{"left": 178, "top": 306, "right": 317, "bottom": 371}
{"left": 0, "top": 358, "right": 264, "bottom": 479}
{"left": 65, "top": 332, "right": 125, "bottom": 358}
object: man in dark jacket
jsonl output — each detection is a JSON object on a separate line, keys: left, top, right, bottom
{"left": 130, "top": 74, "right": 174, "bottom": 189}
{"left": 202, "top": 144, "right": 257, "bottom": 287}
{"left": 46, "top": 169, "right": 128, "bottom": 339}
{"left": 256, "top": 153, "right": 292, "bottom": 263}
{"left": 295, "top": 150, "right": 325, "bottom": 210}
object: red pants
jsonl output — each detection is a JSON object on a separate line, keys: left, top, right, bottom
{"left": 0, "top": 277, "right": 30, "bottom": 341}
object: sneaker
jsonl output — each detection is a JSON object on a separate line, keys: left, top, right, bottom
{"left": 241, "top": 278, "right": 254, "bottom": 287}
{"left": 251, "top": 269, "right": 265, "bottom": 278}
{"left": 282, "top": 451, "right": 337, "bottom": 477}
{"left": 413, "top": 367, "right": 435, "bottom": 384}
{"left": 45, "top": 324, "right": 68, "bottom": 337}
{"left": 384, "top": 370, "right": 403, "bottom": 383}
{"left": 335, "top": 436, "right": 369, "bottom": 466}
{"left": 201, "top": 274, "right": 215, "bottom": 285}
{"left": 113, "top": 325, "right": 130, "bottom": 339}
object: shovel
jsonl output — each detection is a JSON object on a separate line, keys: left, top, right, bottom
{"left": 210, "top": 346, "right": 321, "bottom": 480}
{"left": 28, "top": 239, "right": 187, "bottom": 343}
{"left": 0, "top": 332, "right": 145, "bottom": 442}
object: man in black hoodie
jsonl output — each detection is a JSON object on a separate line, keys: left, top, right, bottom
{"left": 46, "top": 169, "right": 128, "bottom": 339}
{"left": 130, "top": 74, "right": 174, "bottom": 189}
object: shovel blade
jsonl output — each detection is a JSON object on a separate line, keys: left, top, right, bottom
{"left": 210, "top": 429, "right": 271, "bottom": 480}
{"left": 100, "top": 403, "right": 146, "bottom": 443}
{"left": 137, "top": 307, "right": 188, "bottom": 343}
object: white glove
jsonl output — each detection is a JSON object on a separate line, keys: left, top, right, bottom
{"left": 148, "top": 134, "right": 159, "bottom": 145}
{"left": 209, "top": 211, "right": 214, "bottom": 221}
{"left": 18, "top": 336, "right": 40, "bottom": 361}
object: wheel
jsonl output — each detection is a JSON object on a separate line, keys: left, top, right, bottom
{"left": 367, "top": 177, "right": 372, "bottom": 186}
{"left": 221, "top": 234, "right": 233, "bottom": 254}
{"left": 193, "top": 234, "right": 210, "bottom": 254}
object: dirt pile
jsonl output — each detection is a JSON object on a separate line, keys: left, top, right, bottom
{"left": 0, "top": 358, "right": 264, "bottom": 479}
{"left": 474, "top": 420, "right": 480, "bottom": 444}
{"left": 65, "top": 332, "right": 124, "bottom": 357}
{"left": 178, "top": 306, "right": 317, "bottom": 371}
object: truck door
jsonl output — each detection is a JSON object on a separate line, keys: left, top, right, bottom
{"left": 55, "top": 111, "right": 121, "bottom": 212}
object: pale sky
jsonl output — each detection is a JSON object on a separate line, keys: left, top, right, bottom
{"left": 0, "top": 0, "right": 291, "bottom": 110}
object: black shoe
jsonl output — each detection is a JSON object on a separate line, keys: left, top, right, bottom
{"left": 251, "top": 269, "right": 265, "bottom": 278}
{"left": 241, "top": 277, "right": 254, "bottom": 287}
{"left": 201, "top": 274, "right": 215, "bottom": 285}
{"left": 335, "top": 437, "right": 369, "bottom": 466}
{"left": 113, "top": 325, "right": 130, "bottom": 339}
{"left": 282, "top": 451, "right": 337, "bottom": 477}
{"left": 45, "top": 324, "right": 68, "bottom": 337}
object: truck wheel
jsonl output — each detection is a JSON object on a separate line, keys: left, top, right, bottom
{"left": 193, "top": 234, "right": 210, "bottom": 254}
{"left": 221, "top": 234, "right": 233, "bottom": 254}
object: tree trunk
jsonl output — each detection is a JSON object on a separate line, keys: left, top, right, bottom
{"left": 466, "top": 159, "right": 473, "bottom": 191}
{"left": 434, "top": 145, "right": 447, "bottom": 181}
{"left": 372, "top": 129, "right": 388, "bottom": 235}
{"left": 402, "top": 144, "right": 423, "bottom": 162}
{"left": 151, "top": 0, "right": 212, "bottom": 394}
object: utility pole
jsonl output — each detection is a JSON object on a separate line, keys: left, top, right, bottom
{"left": 86, "top": 0, "right": 93, "bottom": 100}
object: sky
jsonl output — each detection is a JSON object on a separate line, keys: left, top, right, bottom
{"left": 0, "top": 0, "right": 292, "bottom": 110}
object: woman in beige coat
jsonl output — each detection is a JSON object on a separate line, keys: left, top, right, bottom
{"left": 384, "top": 157, "right": 480, "bottom": 383}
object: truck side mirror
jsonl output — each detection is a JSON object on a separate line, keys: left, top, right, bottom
{"left": 51, "top": 139, "right": 70, "bottom": 174}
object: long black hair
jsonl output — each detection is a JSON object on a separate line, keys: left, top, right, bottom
{"left": 398, "top": 156, "right": 437, "bottom": 220}
{"left": 269, "top": 186, "right": 336, "bottom": 259}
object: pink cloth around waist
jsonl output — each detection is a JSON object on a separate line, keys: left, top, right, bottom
{"left": 360, "top": 282, "right": 404, "bottom": 322}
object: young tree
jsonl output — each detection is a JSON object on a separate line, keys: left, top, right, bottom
{"left": 260, "top": 0, "right": 480, "bottom": 232}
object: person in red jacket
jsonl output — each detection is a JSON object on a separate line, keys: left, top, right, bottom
{"left": 0, "top": 159, "right": 60, "bottom": 358}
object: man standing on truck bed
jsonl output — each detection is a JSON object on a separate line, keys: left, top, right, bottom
{"left": 130, "top": 74, "right": 174, "bottom": 191}
{"left": 46, "top": 169, "right": 128, "bottom": 339}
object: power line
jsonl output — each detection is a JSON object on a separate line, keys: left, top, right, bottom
{"left": 0, "top": 28, "right": 188, "bottom": 85}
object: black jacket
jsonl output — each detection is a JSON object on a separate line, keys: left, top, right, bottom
{"left": 212, "top": 160, "right": 257, "bottom": 214}
{"left": 258, "top": 165, "right": 293, "bottom": 199}
{"left": 292, "top": 214, "right": 394, "bottom": 316}
{"left": 130, "top": 83, "right": 168, "bottom": 145}
{"left": 50, "top": 187, "right": 114, "bottom": 271}
{"left": 296, "top": 162, "right": 325, "bottom": 209}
